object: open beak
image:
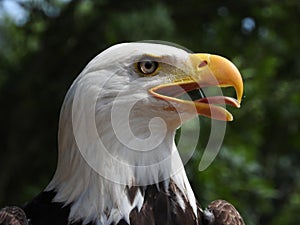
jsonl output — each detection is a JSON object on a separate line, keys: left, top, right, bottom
{"left": 149, "top": 54, "right": 243, "bottom": 121}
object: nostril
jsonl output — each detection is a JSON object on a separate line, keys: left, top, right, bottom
{"left": 198, "top": 60, "right": 208, "bottom": 68}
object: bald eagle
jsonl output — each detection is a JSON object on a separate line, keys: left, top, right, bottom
{"left": 0, "top": 42, "right": 244, "bottom": 225}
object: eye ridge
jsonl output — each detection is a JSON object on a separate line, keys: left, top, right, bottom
{"left": 138, "top": 60, "right": 159, "bottom": 75}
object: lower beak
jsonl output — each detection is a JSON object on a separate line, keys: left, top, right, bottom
{"left": 149, "top": 54, "right": 244, "bottom": 121}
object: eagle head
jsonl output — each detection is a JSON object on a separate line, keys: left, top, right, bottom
{"left": 45, "top": 42, "right": 243, "bottom": 224}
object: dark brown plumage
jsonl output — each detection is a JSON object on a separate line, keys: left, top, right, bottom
{"left": 122, "top": 181, "right": 201, "bottom": 225}
{"left": 0, "top": 198, "right": 246, "bottom": 225}
{"left": 0, "top": 206, "right": 28, "bottom": 225}
{"left": 202, "top": 200, "right": 245, "bottom": 225}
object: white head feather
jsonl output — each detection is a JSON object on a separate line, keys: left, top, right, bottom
{"left": 46, "top": 43, "right": 198, "bottom": 225}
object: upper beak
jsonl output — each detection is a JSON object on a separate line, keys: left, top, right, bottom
{"left": 189, "top": 54, "right": 243, "bottom": 103}
{"left": 149, "top": 53, "right": 244, "bottom": 121}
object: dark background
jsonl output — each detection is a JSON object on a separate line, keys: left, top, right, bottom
{"left": 0, "top": 1, "right": 299, "bottom": 224}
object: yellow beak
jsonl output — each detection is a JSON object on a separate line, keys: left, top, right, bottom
{"left": 149, "top": 54, "right": 244, "bottom": 121}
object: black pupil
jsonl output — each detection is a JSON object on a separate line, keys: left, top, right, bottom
{"left": 144, "top": 61, "right": 153, "bottom": 70}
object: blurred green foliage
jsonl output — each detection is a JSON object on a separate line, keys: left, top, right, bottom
{"left": 0, "top": 0, "right": 299, "bottom": 224}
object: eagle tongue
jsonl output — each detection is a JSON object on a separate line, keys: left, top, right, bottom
{"left": 196, "top": 96, "right": 240, "bottom": 108}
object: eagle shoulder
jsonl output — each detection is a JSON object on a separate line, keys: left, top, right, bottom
{"left": 0, "top": 206, "right": 28, "bottom": 225}
{"left": 202, "top": 199, "right": 245, "bottom": 225}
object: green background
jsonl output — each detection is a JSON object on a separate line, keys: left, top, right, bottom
{"left": 0, "top": 1, "right": 299, "bottom": 224}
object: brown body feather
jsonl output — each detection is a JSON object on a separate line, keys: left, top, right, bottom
{"left": 0, "top": 187, "right": 245, "bottom": 225}
{"left": 204, "top": 200, "right": 245, "bottom": 225}
{"left": 0, "top": 206, "right": 28, "bottom": 225}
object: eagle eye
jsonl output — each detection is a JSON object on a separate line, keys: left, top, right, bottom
{"left": 137, "top": 60, "right": 159, "bottom": 75}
